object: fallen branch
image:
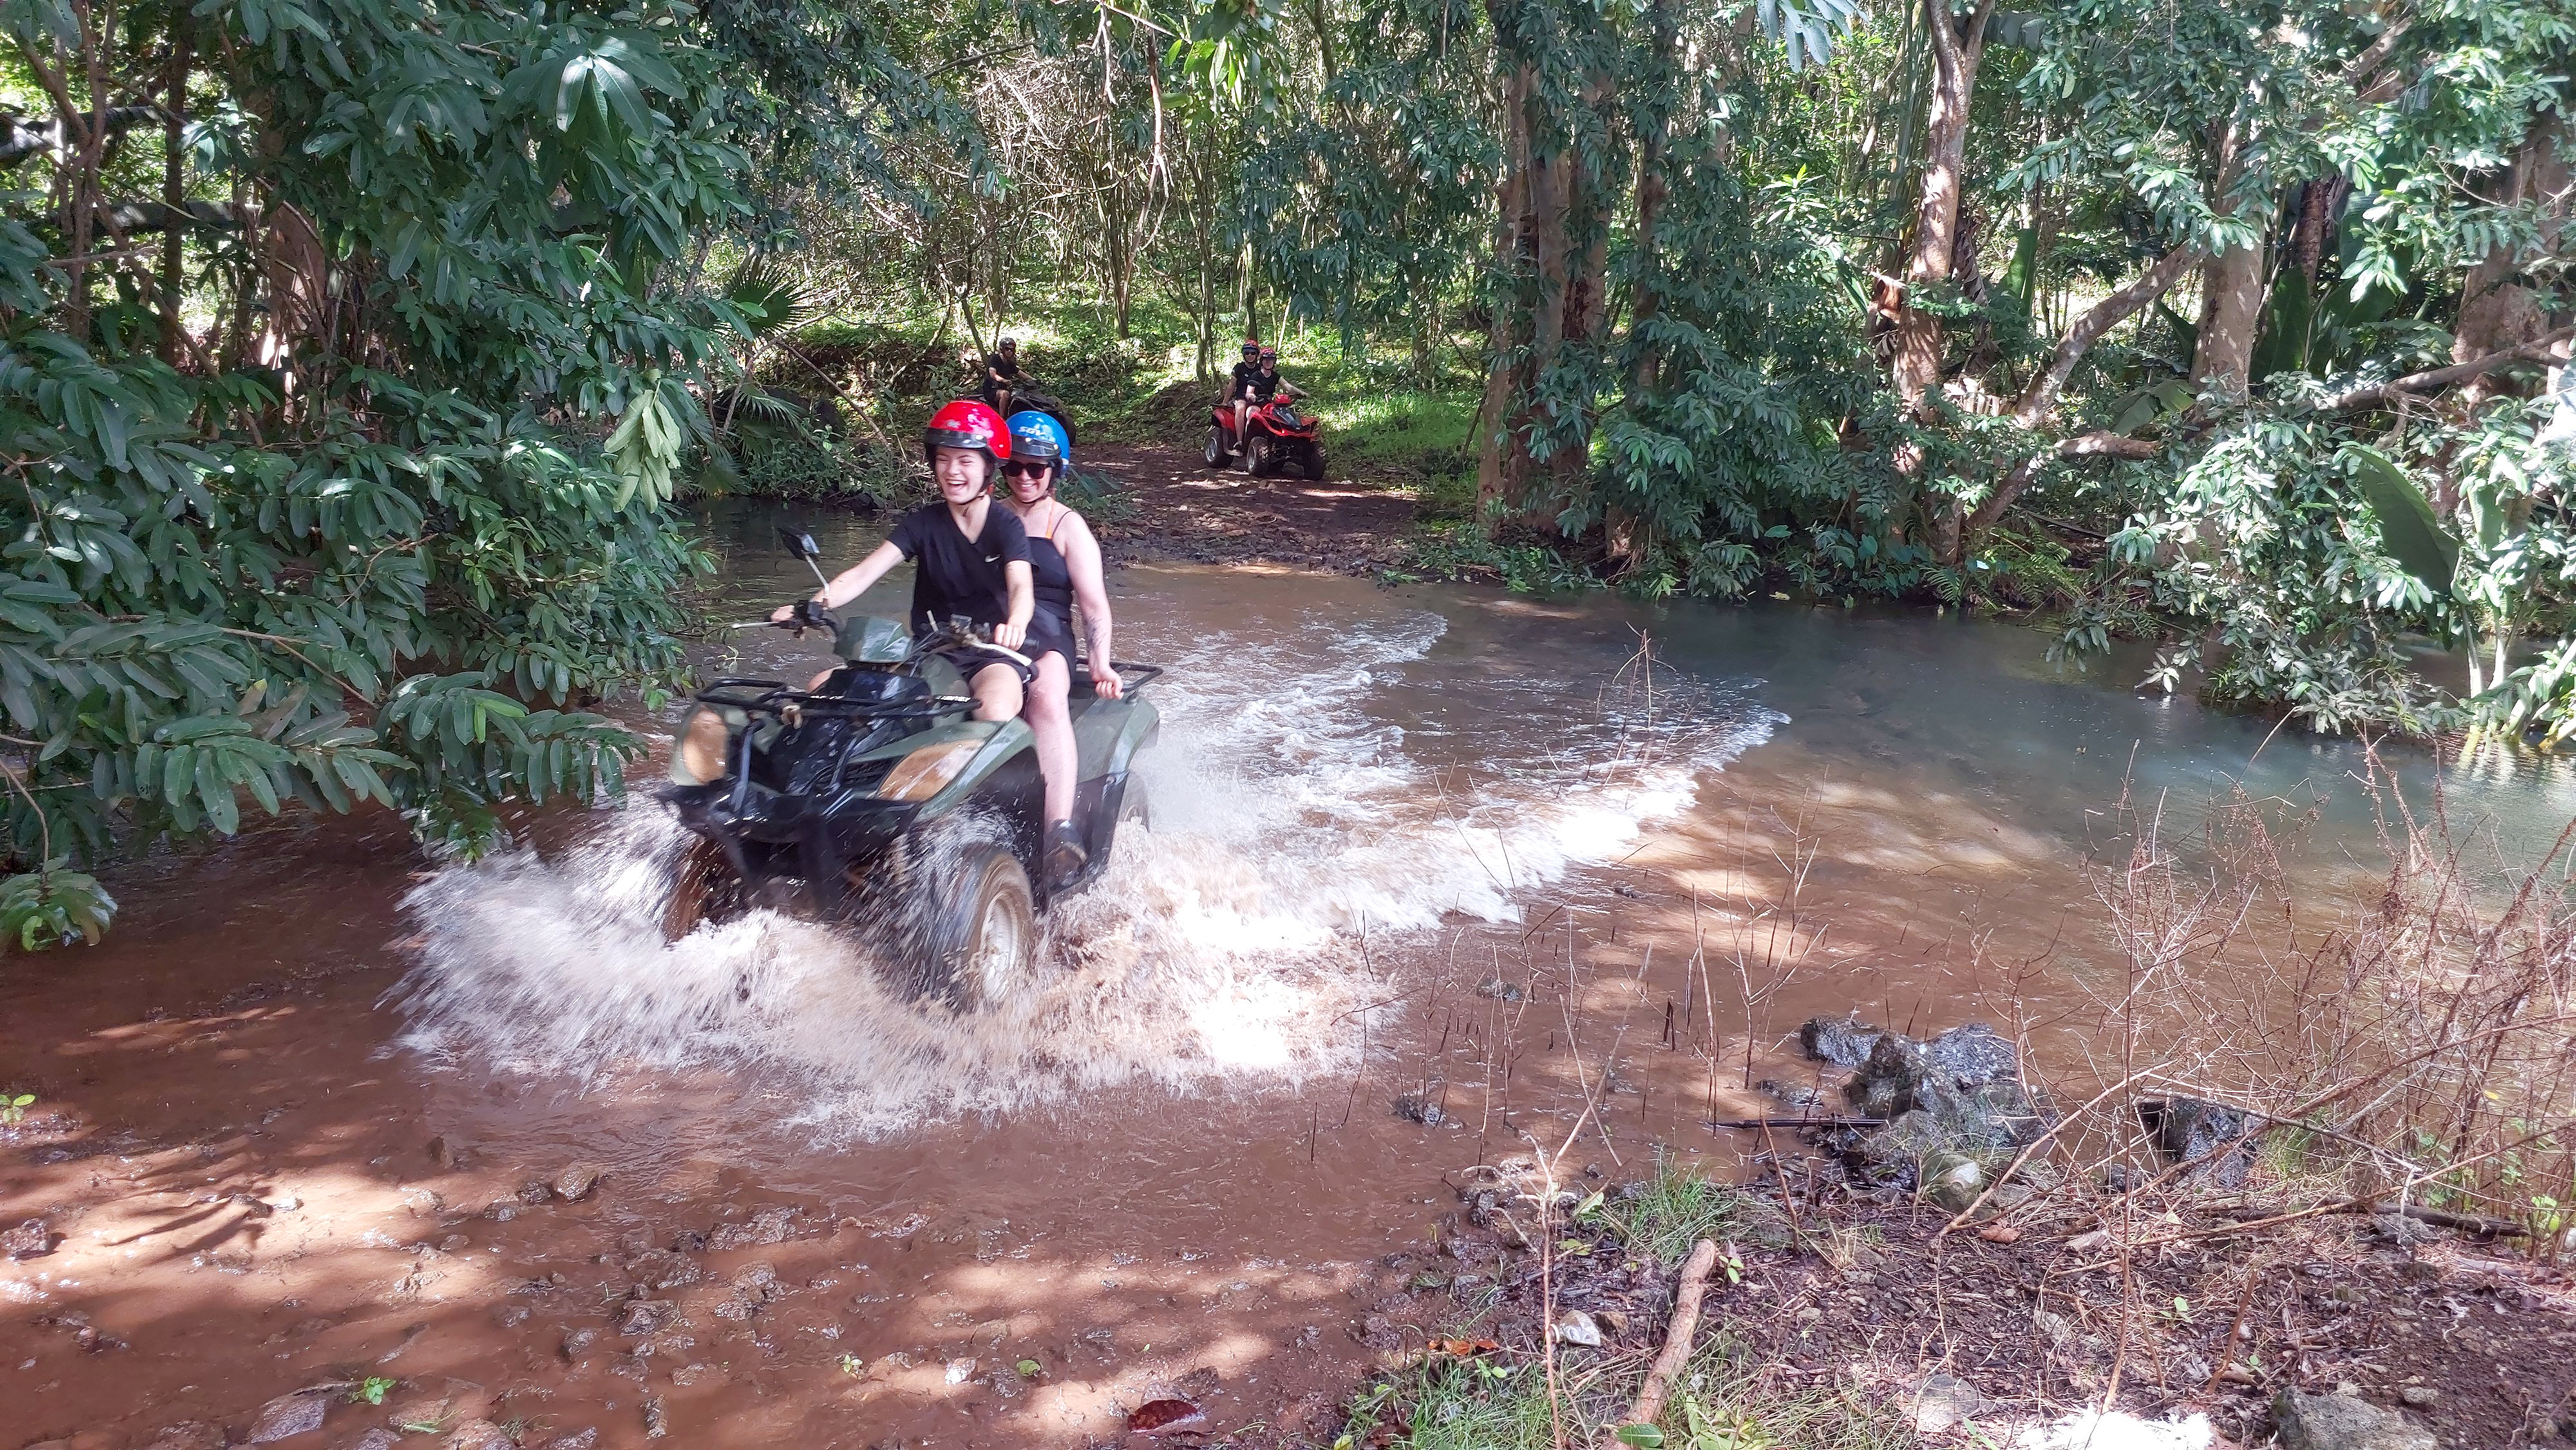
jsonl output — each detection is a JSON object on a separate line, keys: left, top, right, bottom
{"left": 1709, "top": 1115, "right": 1882, "bottom": 1131}
{"left": 2213, "top": 1198, "right": 2532, "bottom": 1238}
{"left": 2323, "top": 326, "right": 2575, "bottom": 411}
{"left": 1605, "top": 1238, "right": 1721, "bottom": 1446}
{"left": 2056, "top": 430, "right": 2161, "bottom": 459}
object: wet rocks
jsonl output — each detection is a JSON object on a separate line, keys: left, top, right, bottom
{"left": 4, "top": 1216, "right": 56, "bottom": 1259}
{"left": 443, "top": 1420, "right": 513, "bottom": 1450}
{"left": 343, "top": 1431, "right": 401, "bottom": 1450}
{"left": 2272, "top": 1388, "right": 2437, "bottom": 1450}
{"left": 2137, "top": 1097, "right": 2256, "bottom": 1188}
{"left": 246, "top": 1390, "right": 330, "bottom": 1442}
{"left": 641, "top": 1398, "right": 670, "bottom": 1441}
{"left": 1798, "top": 1015, "right": 1887, "bottom": 1068}
{"left": 1474, "top": 978, "right": 1526, "bottom": 1003}
{"left": 1827, "top": 1024, "right": 2050, "bottom": 1205}
{"left": 707, "top": 1206, "right": 802, "bottom": 1250}
{"left": 614, "top": 1298, "right": 677, "bottom": 1336}
{"left": 1393, "top": 1093, "right": 1448, "bottom": 1126}
{"left": 141, "top": 1423, "right": 228, "bottom": 1450}
{"left": 561, "top": 1326, "right": 600, "bottom": 1361}
{"left": 625, "top": 1250, "right": 701, "bottom": 1291}
{"left": 537, "top": 1431, "right": 598, "bottom": 1450}
{"left": 553, "top": 1162, "right": 605, "bottom": 1201}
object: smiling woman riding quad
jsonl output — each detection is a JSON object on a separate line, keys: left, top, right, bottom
{"left": 998, "top": 410, "right": 1121, "bottom": 885}
{"left": 769, "top": 400, "right": 1046, "bottom": 725}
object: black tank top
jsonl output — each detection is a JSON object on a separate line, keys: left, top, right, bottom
{"left": 1020, "top": 503, "right": 1077, "bottom": 660}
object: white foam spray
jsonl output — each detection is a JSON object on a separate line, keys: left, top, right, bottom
{"left": 397, "top": 608, "right": 1778, "bottom": 1135}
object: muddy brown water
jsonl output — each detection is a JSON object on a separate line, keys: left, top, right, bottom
{"left": 6, "top": 498, "right": 2572, "bottom": 1449}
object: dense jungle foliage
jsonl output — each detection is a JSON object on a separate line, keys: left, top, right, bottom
{"left": 0, "top": 0, "right": 2567, "bottom": 944}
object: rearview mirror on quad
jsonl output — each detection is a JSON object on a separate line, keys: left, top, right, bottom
{"left": 777, "top": 526, "right": 822, "bottom": 560}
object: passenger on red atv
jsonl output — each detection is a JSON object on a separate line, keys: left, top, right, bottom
{"left": 1207, "top": 344, "right": 1327, "bottom": 480}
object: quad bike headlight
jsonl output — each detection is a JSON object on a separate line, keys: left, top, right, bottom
{"left": 877, "top": 739, "right": 983, "bottom": 802}
{"left": 671, "top": 705, "right": 743, "bottom": 786}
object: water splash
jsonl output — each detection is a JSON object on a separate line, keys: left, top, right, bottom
{"left": 395, "top": 608, "right": 1777, "bottom": 1134}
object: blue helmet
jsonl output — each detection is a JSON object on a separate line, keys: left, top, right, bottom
{"left": 1006, "top": 410, "right": 1070, "bottom": 469}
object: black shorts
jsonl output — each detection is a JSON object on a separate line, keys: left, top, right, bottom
{"left": 931, "top": 640, "right": 1035, "bottom": 688}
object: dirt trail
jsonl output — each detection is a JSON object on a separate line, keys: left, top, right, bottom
{"left": 1079, "top": 442, "right": 1420, "bottom": 575}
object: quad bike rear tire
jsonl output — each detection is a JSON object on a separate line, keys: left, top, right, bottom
{"left": 1302, "top": 445, "right": 1327, "bottom": 481}
{"left": 923, "top": 843, "right": 1037, "bottom": 1012}
{"left": 663, "top": 836, "right": 749, "bottom": 942}
{"left": 1245, "top": 434, "right": 1274, "bottom": 476}
{"left": 1203, "top": 427, "right": 1227, "bottom": 468}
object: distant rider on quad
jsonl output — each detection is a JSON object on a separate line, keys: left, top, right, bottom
{"left": 1220, "top": 339, "right": 1260, "bottom": 460}
{"left": 981, "top": 337, "right": 1022, "bottom": 417}
{"left": 998, "top": 410, "right": 1122, "bottom": 884}
{"left": 771, "top": 400, "right": 1047, "bottom": 730}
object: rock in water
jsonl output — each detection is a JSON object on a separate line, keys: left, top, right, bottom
{"left": 140, "top": 1424, "right": 228, "bottom": 1450}
{"left": 2137, "top": 1097, "right": 2256, "bottom": 1188}
{"left": 614, "top": 1299, "right": 677, "bottom": 1336}
{"left": 1923, "top": 1023, "right": 2018, "bottom": 1086}
{"left": 540, "top": 1432, "right": 600, "bottom": 1450}
{"left": 444, "top": 1420, "right": 514, "bottom": 1450}
{"left": 3, "top": 1217, "right": 55, "bottom": 1259}
{"left": 1842, "top": 1035, "right": 1933, "bottom": 1119}
{"left": 1392, "top": 1094, "right": 1447, "bottom": 1126}
{"left": 1799, "top": 1015, "right": 1887, "bottom": 1068}
{"left": 345, "top": 1431, "right": 402, "bottom": 1450}
{"left": 246, "top": 1391, "right": 328, "bottom": 1443}
{"left": 2273, "top": 1388, "right": 2437, "bottom": 1450}
{"left": 553, "top": 1162, "right": 605, "bottom": 1201}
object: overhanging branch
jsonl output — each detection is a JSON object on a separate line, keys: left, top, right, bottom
{"left": 2321, "top": 327, "right": 2575, "bottom": 411}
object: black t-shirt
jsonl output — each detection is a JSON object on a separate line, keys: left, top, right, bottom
{"left": 985, "top": 352, "right": 1020, "bottom": 382}
{"left": 1243, "top": 367, "right": 1284, "bottom": 402}
{"left": 1228, "top": 360, "right": 1260, "bottom": 397}
{"left": 886, "top": 502, "right": 1028, "bottom": 636}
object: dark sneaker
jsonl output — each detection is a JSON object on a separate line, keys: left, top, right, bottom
{"left": 1043, "top": 821, "right": 1089, "bottom": 885}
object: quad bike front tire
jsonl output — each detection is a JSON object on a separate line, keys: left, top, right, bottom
{"left": 663, "top": 836, "right": 749, "bottom": 942}
{"left": 1245, "top": 434, "right": 1274, "bottom": 476}
{"left": 1302, "top": 444, "right": 1327, "bottom": 481}
{"left": 1203, "top": 427, "right": 1227, "bottom": 468}
{"left": 923, "top": 843, "right": 1037, "bottom": 1012}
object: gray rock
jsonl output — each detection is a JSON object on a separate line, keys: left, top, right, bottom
{"left": 1799, "top": 1015, "right": 1888, "bottom": 1068}
{"left": 706, "top": 1206, "right": 799, "bottom": 1250}
{"left": 1842, "top": 1034, "right": 1932, "bottom": 1119}
{"left": 1551, "top": 1310, "right": 1602, "bottom": 1347}
{"left": 553, "top": 1162, "right": 605, "bottom": 1202}
{"left": 1923, "top": 1023, "right": 2018, "bottom": 1086}
{"left": 3, "top": 1216, "right": 55, "bottom": 1259}
{"left": 1473, "top": 978, "right": 1526, "bottom": 1003}
{"left": 538, "top": 1431, "right": 598, "bottom": 1450}
{"left": 343, "top": 1431, "right": 401, "bottom": 1450}
{"left": 2137, "top": 1097, "right": 2256, "bottom": 1187}
{"left": 247, "top": 1391, "right": 329, "bottom": 1443}
{"left": 1912, "top": 1373, "right": 1993, "bottom": 1433}
{"left": 643, "top": 1397, "right": 670, "bottom": 1440}
{"left": 1392, "top": 1094, "right": 1448, "bottom": 1126}
{"left": 614, "top": 1299, "right": 677, "bottom": 1336}
{"left": 2397, "top": 1386, "right": 2438, "bottom": 1409}
{"left": 2273, "top": 1388, "right": 2437, "bottom": 1450}
{"left": 442, "top": 1420, "right": 513, "bottom": 1450}
{"left": 561, "top": 1326, "right": 600, "bottom": 1360}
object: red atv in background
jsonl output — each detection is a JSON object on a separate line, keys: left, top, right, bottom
{"left": 1205, "top": 395, "right": 1327, "bottom": 480}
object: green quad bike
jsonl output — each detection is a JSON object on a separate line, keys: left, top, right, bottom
{"left": 659, "top": 529, "right": 1160, "bottom": 1010}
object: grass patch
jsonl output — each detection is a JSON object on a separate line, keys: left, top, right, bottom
{"left": 1609, "top": 1154, "right": 1771, "bottom": 1267}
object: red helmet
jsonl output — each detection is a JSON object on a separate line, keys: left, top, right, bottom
{"left": 923, "top": 399, "right": 1010, "bottom": 468}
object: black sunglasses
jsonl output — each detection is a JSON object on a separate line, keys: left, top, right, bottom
{"left": 1002, "top": 460, "right": 1054, "bottom": 478}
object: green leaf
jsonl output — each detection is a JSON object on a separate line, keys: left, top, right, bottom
{"left": 2347, "top": 444, "right": 2459, "bottom": 596}
{"left": 1615, "top": 1426, "right": 1664, "bottom": 1448}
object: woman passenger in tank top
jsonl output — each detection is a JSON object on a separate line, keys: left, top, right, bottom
{"left": 999, "top": 411, "right": 1121, "bottom": 883}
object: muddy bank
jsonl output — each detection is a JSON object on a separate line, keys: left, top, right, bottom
{"left": 1077, "top": 442, "right": 1419, "bottom": 574}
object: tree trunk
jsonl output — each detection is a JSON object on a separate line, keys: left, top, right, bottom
{"left": 2192, "top": 231, "right": 2269, "bottom": 402}
{"left": 1890, "top": 0, "right": 1994, "bottom": 415}
{"left": 2456, "top": 110, "right": 2570, "bottom": 405}
{"left": 1627, "top": 0, "right": 1676, "bottom": 397}
{"left": 1474, "top": 61, "right": 1537, "bottom": 533}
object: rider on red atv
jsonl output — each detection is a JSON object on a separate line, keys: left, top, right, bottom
{"left": 1207, "top": 344, "right": 1325, "bottom": 479}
